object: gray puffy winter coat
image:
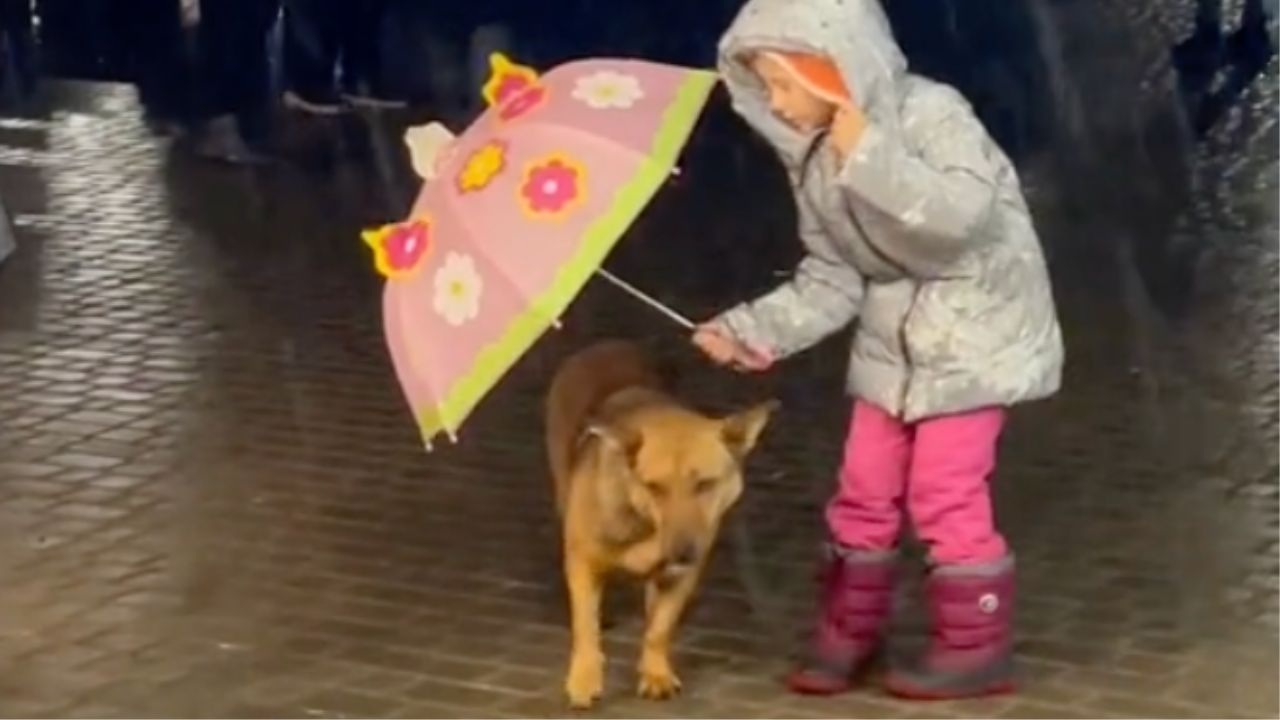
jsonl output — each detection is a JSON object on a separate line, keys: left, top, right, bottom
{"left": 714, "top": 0, "right": 1063, "bottom": 421}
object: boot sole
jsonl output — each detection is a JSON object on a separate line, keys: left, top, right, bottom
{"left": 885, "top": 678, "right": 1015, "bottom": 700}
{"left": 786, "top": 674, "right": 856, "bottom": 696}
{"left": 785, "top": 650, "right": 882, "bottom": 696}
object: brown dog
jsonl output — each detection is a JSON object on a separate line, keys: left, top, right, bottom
{"left": 545, "top": 340, "right": 776, "bottom": 709}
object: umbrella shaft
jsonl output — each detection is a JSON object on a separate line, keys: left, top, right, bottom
{"left": 595, "top": 268, "right": 694, "bottom": 330}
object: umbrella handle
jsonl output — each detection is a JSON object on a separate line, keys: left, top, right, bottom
{"left": 594, "top": 268, "right": 695, "bottom": 330}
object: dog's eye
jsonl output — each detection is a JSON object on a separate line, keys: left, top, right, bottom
{"left": 644, "top": 481, "right": 667, "bottom": 498}
{"left": 694, "top": 478, "right": 717, "bottom": 495}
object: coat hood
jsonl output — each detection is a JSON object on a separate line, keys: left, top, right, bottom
{"left": 718, "top": 0, "right": 908, "bottom": 167}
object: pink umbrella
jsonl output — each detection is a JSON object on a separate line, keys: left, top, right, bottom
{"left": 362, "top": 53, "right": 715, "bottom": 449}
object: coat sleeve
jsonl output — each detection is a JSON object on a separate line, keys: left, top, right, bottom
{"left": 712, "top": 207, "right": 864, "bottom": 360}
{"left": 835, "top": 86, "right": 1004, "bottom": 274}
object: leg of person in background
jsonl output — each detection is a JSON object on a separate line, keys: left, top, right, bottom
{"left": 193, "top": 0, "right": 280, "bottom": 163}
{"left": 118, "top": 0, "right": 191, "bottom": 136}
{"left": 1173, "top": 0, "right": 1225, "bottom": 75}
{"left": 337, "top": 0, "right": 404, "bottom": 109}
{"left": 1193, "top": 0, "right": 1277, "bottom": 136}
{"left": 0, "top": 0, "right": 37, "bottom": 100}
{"left": 32, "top": 0, "right": 101, "bottom": 79}
{"left": 1194, "top": 0, "right": 1225, "bottom": 33}
{"left": 1171, "top": 0, "right": 1228, "bottom": 136}
{"left": 281, "top": 0, "right": 346, "bottom": 115}
{"left": 1228, "top": 0, "right": 1276, "bottom": 70}
{"left": 0, "top": 194, "right": 15, "bottom": 265}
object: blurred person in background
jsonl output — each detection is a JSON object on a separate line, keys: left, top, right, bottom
{"left": 189, "top": 0, "right": 281, "bottom": 163}
{"left": 281, "top": 0, "right": 404, "bottom": 114}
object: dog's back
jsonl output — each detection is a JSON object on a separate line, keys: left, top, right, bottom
{"left": 545, "top": 340, "right": 665, "bottom": 511}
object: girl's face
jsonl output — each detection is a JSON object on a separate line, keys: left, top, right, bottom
{"left": 750, "top": 54, "right": 836, "bottom": 132}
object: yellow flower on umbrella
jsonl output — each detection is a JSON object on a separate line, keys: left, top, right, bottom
{"left": 457, "top": 140, "right": 508, "bottom": 193}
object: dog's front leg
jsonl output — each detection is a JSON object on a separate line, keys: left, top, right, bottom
{"left": 637, "top": 565, "right": 703, "bottom": 700}
{"left": 564, "top": 554, "right": 605, "bottom": 709}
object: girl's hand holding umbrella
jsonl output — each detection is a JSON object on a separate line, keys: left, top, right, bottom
{"left": 692, "top": 324, "right": 774, "bottom": 372}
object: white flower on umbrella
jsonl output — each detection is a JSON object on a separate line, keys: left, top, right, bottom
{"left": 572, "top": 70, "right": 645, "bottom": 110}
{"left": 432, "top": 252, "right": 484, "bottom": 326}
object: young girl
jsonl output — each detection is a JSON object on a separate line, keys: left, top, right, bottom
{"left": 692, "top": 0, "right": 1064, "bottom": 700}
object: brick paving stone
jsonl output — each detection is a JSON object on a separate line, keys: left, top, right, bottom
{"left": 1079, "top": 694, "right": 1210, "bottom": 720}
{"left": 998, "top": 702, "right": 1092, "bottom": 720}
{"left": 295, "top": 688, "right": 407, "bottom": 719}
{"left": 0, "top": 0, "right": 1276, "bottom": 716}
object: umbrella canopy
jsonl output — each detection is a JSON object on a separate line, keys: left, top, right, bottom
{"left": 363, "top": 53, "right": 716, "bottom": 448}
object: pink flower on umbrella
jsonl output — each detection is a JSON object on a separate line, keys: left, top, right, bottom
{"left": 482, "top": 53, "right": 539, "bottom": 106}
{"left": 492, "top": 75, "right": 531, "bottom": 105}
{"left": 519, "top": 154, "right": 586, "bottom": 219}
{"left": 497, "top": 85, "right": 547, "bottom": 123}
{"left": 481, "top": 54, "right": 547, "bottom": 123}
{"left": 362, "top": 218, "right": 432, "bottom": 279}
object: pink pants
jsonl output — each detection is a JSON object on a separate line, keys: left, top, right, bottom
{"left": 826, "top": 400, "right": 1008, "bottom": 565}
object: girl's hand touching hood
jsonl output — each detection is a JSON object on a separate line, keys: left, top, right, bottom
{"left": 829, "top": 104, "right": 868, "bottom": 162}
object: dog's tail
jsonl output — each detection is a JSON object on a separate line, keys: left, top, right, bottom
{"left": 545, "top": 340, "right": 664, "bottom": 513}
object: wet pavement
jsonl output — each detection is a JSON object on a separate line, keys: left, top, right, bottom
{"left": 0, "top": 0, "right": 1277, "bottom": 718}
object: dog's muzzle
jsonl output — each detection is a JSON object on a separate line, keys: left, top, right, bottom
{"left": 655, "top": 543, "right": 700, "bottom": 587}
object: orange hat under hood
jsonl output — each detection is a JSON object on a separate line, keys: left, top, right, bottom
{"left": 760, "top": 50, "right": 852, "bottom": 107}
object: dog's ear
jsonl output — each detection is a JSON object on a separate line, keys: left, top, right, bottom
{"left": 652, "top": 348, "right": 680, "bottom": 389}
{"left": 720, "top": 400, "right": 779, "bottom": 460}
{"left": 586, "top": 421, "right": 643, "bottom": 468}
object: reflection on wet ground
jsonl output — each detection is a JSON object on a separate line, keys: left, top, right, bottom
{"left": 0, "top": 0, "right": 1275, "bottom": 717}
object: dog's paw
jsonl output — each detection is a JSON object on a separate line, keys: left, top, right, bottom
{"left": 637, "top": 659, "right": 682, "bottom": 701}
{"left": 565, "top": 654, "right": 604, "bottom": 709}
